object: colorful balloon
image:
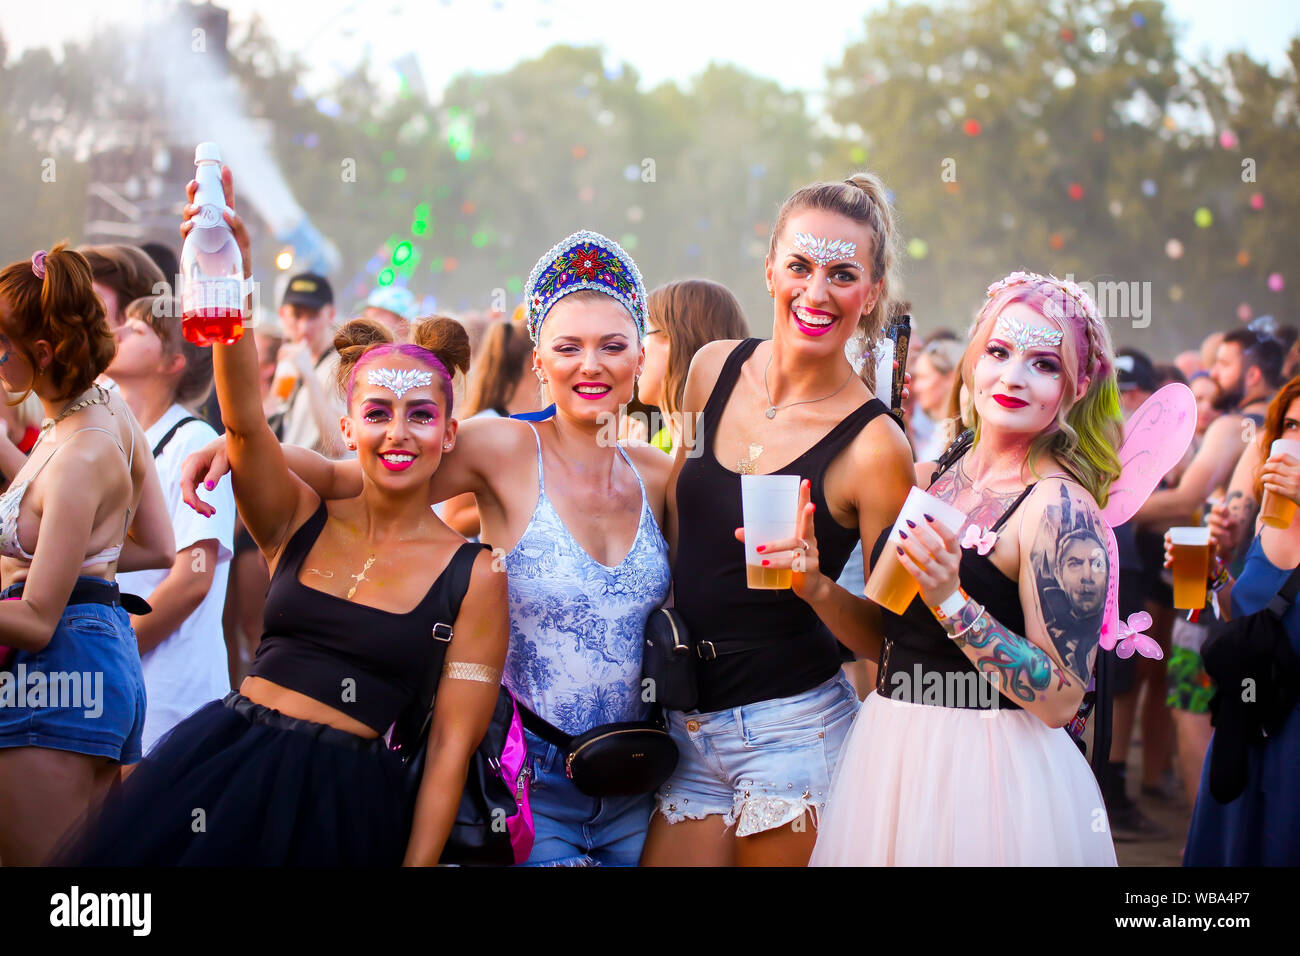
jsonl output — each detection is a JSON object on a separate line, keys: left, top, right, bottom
{"left": 1269, "top": 273, "right": 1285, "bottom": 292}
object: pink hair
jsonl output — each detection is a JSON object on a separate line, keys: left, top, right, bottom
{"left": 346, "top": 343, "right": 455, "bottom": 412}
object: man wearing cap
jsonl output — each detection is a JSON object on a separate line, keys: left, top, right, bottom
{"left": 278, "top": 273, "right": 350, "bottom": 459}
{"left": 361, "top": 286, "right": 418, "bottom": 341}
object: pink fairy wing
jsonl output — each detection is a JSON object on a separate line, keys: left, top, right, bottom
{"left": 1100, "top": 525, "right": 1122, "bottom": 650}
{"left": 1125, "top": 610, "right": 1153, "bottom": 634}
{"left": 1100, "top": 383, "right": 1199, "bottom": 527}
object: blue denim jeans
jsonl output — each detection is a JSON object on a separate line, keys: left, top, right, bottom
{"left": 519, "top": 728, "right": 654, "bottom": 866}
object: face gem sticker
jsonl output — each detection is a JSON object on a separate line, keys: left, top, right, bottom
{"left": 791, "top": 232, "right": 863, "bottom": 270}
{"left": 366, "top": 367, "right": 435, "bottom": 399}
{"left": 993, "top": 315, "right": 1064, "bottom": 352}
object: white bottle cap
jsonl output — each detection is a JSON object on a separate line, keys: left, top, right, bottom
{"left": 195, "top": 142, "right": 222, "bottom": 164}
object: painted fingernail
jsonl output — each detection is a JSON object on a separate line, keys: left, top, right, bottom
{"left": 905, "top": 519, "right": 916, "bottom": 528}
{"left": 896, "top": 546, "right": 904, "bottom": 555}
{"left": 205, "top": 480, "right": 215, "bottom": 490}
{"left": 756, "top": 545, "right": 766, "bottom": 553}
{"left": 899, "top": 531, "right": 908, "bottom": 539}
{"left": 924, "top": 513, "right": 935, "bottom": 522}
{"left": 761, "top": 559, "right": 770, "bottom": 567}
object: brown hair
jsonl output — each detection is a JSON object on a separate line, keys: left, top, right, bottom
{"left": 334, "top": 315, "right": 471, "bottom": 412}
{"left": 768, "top": 171, "right": 901, "bottom": 342}
{"left": 647, "top": 279, "right": 750, "bottom": 420}
{"left": 464, "top": 318, "right": 532, "bottom": 417}
{"left": 124, "top": 294, "right": 214, "bottom": 410}
{"left": 0, "top": 242, "right": 116, "bottom": 402}
{"left": 77, "top": 244, "right": 166, "bottom": 315}
{"left": 1254, "top": 374, "right": 1300, "bottom": 502}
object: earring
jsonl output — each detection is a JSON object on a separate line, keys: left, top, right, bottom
{"left": 443, "top": 443, "right": 452, "bottom": 451}
{"left": 767, "top": 286, "right": 774, "bottom": 298}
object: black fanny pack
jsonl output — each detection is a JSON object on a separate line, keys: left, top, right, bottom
{"left": 641, "top": 606, "right": 785, "bottom": 713}
{"left": 518, "top": 704, "right": 678, "bottom": 798}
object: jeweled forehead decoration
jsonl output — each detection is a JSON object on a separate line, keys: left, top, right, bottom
{"left": 992, "top": 315, "right": 1064, "bottom": 352}
{"left": 366, "top": 367, "right": 435, "bottom": 399}
{"left": 524, "top": 230, "right": 647, "bottom": 344}
{"left": 791, "top": 232, "right": 864, "bottom": 270}
{"left": 982, "top": 270, "right": 1111, "bottom": 383}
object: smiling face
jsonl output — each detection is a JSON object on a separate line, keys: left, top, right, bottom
{"left": 536, "top": 294, "right": 643, "bottom": 423}
{"left": 341, "top": 352, "right": 455, "bottom": 490}
{"left": 766, "top": 209, "right": 879, "bottom": 357}
{"left": 971, "top": 303, "right": 1071, "bottom": 436}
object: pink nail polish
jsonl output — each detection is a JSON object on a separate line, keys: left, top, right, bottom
{"left": 205, "top": 480, "right": 214, "bottom": 490}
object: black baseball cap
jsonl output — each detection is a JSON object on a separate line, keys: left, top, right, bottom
{"left": 281, "top": 273, "right": 334, "bottom": 310}
{"left": 1115, "top": 348, "right": 1158, "bottom": 393}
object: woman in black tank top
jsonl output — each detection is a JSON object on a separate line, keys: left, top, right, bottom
{"left": 811, "top": 271, "right": 1126, "bottom": 865}
{"left": 57, "top": 175, "right": 509, "bottom": 866}
{"left": 642, "top": 175, "right": 915, "bottom": 867}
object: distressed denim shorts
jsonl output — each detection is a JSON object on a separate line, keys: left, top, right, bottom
{"left": 655, "top": 672, "right": 859, "bottom": 837}
{"left": 0, "top": 584, "right": 146, "bottom": 764}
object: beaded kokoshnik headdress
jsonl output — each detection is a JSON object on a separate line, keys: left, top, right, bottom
{"left": 524, "top": 230, "right": 647, "bottom": 344}
{"left": 980, "top": 270, "right": 1112, "bottom": 385}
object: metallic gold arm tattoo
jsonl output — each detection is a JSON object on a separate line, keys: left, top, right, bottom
{"left": 441, "top": 662, "right": 502, "bottom": 684}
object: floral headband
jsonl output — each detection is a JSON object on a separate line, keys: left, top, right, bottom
{"left": 524, "top": 230, "right": 647, "bottom": 344}
{"left": 981, "top": 271, "right": 1112, "bottom": 384}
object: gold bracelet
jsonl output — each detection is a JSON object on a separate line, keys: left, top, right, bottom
{"left": 441, "top": 662, "right": 502, "bottom": 685}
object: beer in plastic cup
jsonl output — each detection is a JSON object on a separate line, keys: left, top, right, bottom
{"left": 741, "top": 474, "right": 801, "bottom": 589}
{"left": 1260, "top": 439, "right": 1300, "bottom": 529}
{"left": 271, "top": 361, "right": 298, "bottom": 402}
{"left": 1169, "top": 526, "right": 1212, "bottom": 610}
{"left": 865, "top": 486, "right": 967, "bottom": 614}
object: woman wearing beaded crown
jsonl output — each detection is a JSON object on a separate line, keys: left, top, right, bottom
{"left": 640, "top": 174, "right": 915, "bottom": 867}
{"left": 183, "top": 229, "right": 672, "bottom": 866}
{"left": 809, "top": 272, "right": 1121, "bottom": 865}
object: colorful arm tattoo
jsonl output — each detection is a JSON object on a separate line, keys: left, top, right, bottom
{"left": 960, "top": 612, "right": 1071, "bottom": 704}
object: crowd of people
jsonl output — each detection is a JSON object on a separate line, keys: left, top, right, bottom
{"left": 0, "top": 161, "right": 1295, "bottom": 867}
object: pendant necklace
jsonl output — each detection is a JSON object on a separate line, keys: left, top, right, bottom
{"left": 307, "top": 553, "right": 378, "bottom": 600}
{"left": 762, "top": 354, "right": 856, "bottom": 420}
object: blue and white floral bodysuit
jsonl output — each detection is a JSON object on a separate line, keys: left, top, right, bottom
{"left": 504, "top": 423, "right": 671, "bottom": 736}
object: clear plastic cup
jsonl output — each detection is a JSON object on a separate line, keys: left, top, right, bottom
{"left": 1260, "top": 438, "right": 1300, "bottom": 529}
{"left": 865, "top": 486, "right": 967, "bottom": 614}
{"left": 741, "top": 474, "right": 801, "bottom": 589}
{"left": 1169, "top": 526, "right": 1212, "bottom": 610}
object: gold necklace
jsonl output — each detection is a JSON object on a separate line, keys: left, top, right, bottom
{"left": 38, "top": 384, "right": 112, "bottom": 439}
{"left": 307, "top": 553, "right": 378, "bottom": 601}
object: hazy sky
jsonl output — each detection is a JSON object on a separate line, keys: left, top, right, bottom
{"left": 5, "top": 0, "right": 1298, "bottom": 97}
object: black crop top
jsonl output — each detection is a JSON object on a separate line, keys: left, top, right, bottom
{"left": 249, "top": 503, "right": 483, "bottom": 733}
{"left": 869, "top": 468, "right": 1035, "bottom": 711}
{"left": 673, "top": 338, "right": 896, "bottom": 711}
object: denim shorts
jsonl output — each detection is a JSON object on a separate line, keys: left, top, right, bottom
{"left": 0, "top": 582, "right": 146, "bottom": 764}
{"left": 519, "top": 728, "right": 654, "bottom": 866}
{"left": 655, "top": 672, "right": 859, "bottom": 837}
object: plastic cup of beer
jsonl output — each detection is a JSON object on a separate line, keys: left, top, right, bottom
{"left": 1169, "top": 526, "right": 1212, "bottom": 610}
{"left": 1260, "top": 439, "right": 1300, "bottom": 529}
{"left": 741, "top": 474, "right": 801, "bottom": 589}
{"left": 865, "top": 486, "right": 967, "bottom": 615}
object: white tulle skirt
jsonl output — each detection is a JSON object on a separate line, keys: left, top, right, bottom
{"left": 810, "top": 693, "right": 1117, "bottom": 866}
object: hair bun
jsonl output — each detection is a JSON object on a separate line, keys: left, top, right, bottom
{"left": 411, "top": 315, "right": 471, "bottom": 378}
{"left": 334, "top": 317, "right": 393, "bottom": 395}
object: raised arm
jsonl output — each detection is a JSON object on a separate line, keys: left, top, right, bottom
{"left": 183, "top": 167, "right": 316, "bottom": 558}
{"left": 1137, "top": 414, "right": 1247, "bottom": 526}
{"left": 403, "top": 550, "right": 509, "bottom": 865}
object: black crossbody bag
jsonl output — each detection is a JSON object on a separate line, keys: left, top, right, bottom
{"left": 1201, "top": 563, "right": 1300, "bottom": 803}
{"left": 516, "top": 701, "right": 678, "bottom": 798}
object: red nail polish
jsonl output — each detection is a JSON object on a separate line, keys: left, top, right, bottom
{"left": 761, "top": 559, "right": 770, "bottom": 567}
{"left": 756, "top": 545, "right": 766, "bottom": 553}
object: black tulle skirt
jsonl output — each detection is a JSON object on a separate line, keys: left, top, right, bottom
{"left": 57, "top": 693, "right": 414, "bottom": 866}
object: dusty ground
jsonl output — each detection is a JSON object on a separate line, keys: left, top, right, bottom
{"left": 1113, "top": 733, "right": 1193, "bottom": 867}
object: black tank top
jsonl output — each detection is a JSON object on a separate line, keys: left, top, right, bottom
{"left": 249, "top": 503, "right": 484, "bottom": 733}
{"left": 870, "top": 458, "right": 1034, "bottom": 711}
{"left": 674, "top": 338, "right": 895, "bottom": 711}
